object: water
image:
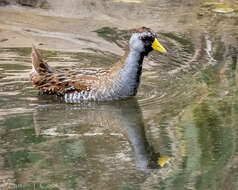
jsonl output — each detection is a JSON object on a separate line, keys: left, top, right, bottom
{"left": 0, "top": 0, "right": 238, "bottom": 190}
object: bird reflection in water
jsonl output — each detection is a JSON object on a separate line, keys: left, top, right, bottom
{"left": 33, "top": 97, "right": 161, "bottom": 171}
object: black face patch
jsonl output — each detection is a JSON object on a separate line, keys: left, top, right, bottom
{"left": 141, "top": 36, "right": 154, "bottom": 46}
{"left": 140, "top": 32, "right": 156, "bottom": 42}
{"left": 139, "top": 32, "right": 157, "bottom": 55}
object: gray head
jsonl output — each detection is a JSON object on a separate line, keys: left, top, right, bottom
{"left": 129, "top": 27, "right": 167, "bottom": 56}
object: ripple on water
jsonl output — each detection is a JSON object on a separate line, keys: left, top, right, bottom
{"left": 0, "top": 16, "right": 238, "bottom": 189}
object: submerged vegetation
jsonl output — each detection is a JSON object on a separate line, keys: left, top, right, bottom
{"left": 160, "top": 32, "right": 195, "bottom": 54}
{"left": 3, "top": 47, "right": 120, "bottom": 67}
{"left": 5, "top": 47, "right": 58, "bottom": 59}
{"left": 0, "top": 1, "right": 238, "bottom": 189}
{"left": 94, "top": 27, "right": 131, "bottom": 48}
{"left": 201, "top": 1, "right": 238, "bottom": 14}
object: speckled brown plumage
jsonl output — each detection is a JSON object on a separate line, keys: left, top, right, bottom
{"left": 30, "top": 45, "right": 121, "bottom": 96}
{"left": 30, "top": 27, "right": 166, "bottom": 101}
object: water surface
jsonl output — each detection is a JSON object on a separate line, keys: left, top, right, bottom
{"left": 0, "top": 1, "right": 238, "bottom": 190}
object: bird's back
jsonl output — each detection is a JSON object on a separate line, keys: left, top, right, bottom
{"left": 30, "top": 46, "right": 112, "bottom": 99}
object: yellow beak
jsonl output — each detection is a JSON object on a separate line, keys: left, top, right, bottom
{"left": 152, "top": 38, "right": 167, "bottom": 53}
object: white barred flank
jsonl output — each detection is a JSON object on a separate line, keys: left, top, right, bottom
{"left": 31, "top": 28, "right": 157, "bottom": 102}
{"left": 64, "top": 46, "right": 144, "bottom": 102}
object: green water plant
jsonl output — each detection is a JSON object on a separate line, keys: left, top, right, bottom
{"left": 202, "top": 1, "right": 237, "bottom": 14}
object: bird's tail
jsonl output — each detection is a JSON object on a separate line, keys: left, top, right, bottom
{"left": 31, "top": 45, "right": 54, "bottom": 73}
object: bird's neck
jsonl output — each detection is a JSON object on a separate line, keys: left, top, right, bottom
{"left": 111, "top": 48, "right": 145, "bottom": 97}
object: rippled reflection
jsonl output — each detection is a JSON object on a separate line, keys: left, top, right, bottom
{"left": 34, "top": 98, "right": 161, "bottom": 171}
{"left": 0, "top": 98, "right": 167, "bottom": 189}
{"left": 1, "top": 0, "right": 238, "bottom": 189}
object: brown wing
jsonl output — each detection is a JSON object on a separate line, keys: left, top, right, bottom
{"left": 31, "top": 69, "right": 105, "bottom": 96}
{"left": 31, "top": 45, "right": 55, "bottom": 74}
{"left": 30, "top": 46, "right": 112, "bottom": 96}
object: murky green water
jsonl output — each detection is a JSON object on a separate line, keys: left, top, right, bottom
{"left": 0, "top": 1, "right": 238, "bottom": 190}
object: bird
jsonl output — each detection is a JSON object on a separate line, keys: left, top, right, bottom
{"left": 30, "top": 27, "right": 167, "bottom": 102}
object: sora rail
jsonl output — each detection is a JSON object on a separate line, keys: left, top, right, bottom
{"left": 30, "top": 27, "right": 167, "bottom": 102}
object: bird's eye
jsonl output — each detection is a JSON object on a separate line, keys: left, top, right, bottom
{"left": 140, "top": 36, "right": 151, "bottom": 41}
{"left": 140, "top": 36, "right": 154, "bottom": 45}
